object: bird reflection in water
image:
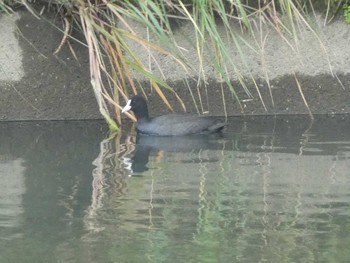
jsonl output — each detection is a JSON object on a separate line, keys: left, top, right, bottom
{"left": 121, "top": 133, "right": 226, "bottom": 175}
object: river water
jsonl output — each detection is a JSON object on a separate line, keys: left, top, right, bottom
{"left": 0, "top": 115, "right": 349, "bottom": 262}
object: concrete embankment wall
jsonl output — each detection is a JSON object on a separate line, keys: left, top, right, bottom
{"left": 1, "top": 7, "right": 350, "bottom": 120}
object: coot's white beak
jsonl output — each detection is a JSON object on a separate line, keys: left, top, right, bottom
{"left": 121, "top": 99, "right": 132, "bottom": 113}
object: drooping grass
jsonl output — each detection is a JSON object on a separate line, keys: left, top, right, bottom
{"left": 75, "top": 0, "right": 192, "bottom": 131}
{"left": 2, "top": 0, "right": 344, "bottom": 128}
{"left": 0, "top": 0, "right": 13, "bottom": 13}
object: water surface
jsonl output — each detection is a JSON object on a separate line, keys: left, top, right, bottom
{"left": 0, "top": 116, "right": 349, "bottom": 263}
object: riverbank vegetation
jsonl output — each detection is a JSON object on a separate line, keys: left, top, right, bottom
{"left": 1, "top": 0, "right": 349, "bottom": 129}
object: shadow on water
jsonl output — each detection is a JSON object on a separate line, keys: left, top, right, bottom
{"left": 0, "top": 115, "right": 349, "bottom": 262}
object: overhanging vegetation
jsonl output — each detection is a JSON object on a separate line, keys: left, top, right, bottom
{"left": 1, "top": 0, "right": 349, "bottom": 129}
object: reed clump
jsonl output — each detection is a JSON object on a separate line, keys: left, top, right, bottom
{"left": 1, "top": 0, "right": 345, "bottom": 129}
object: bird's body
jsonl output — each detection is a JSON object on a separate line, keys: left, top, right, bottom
{"left": 136, "top": 114, "right": 225, "bottom": 136}
{"left": 122, "top": 95, "right": 226, "bottom": 136}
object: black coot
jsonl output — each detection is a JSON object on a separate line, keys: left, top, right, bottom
{"left": 122, "top": 95, "right": 226, "bottom": 136}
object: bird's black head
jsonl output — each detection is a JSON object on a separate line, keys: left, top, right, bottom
{"left": 122, "top": 95, "right": 149, "bottom": 120}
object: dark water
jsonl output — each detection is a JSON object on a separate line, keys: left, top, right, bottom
{"left": 0, "top": 116, "right": 349, "bottom": 263}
